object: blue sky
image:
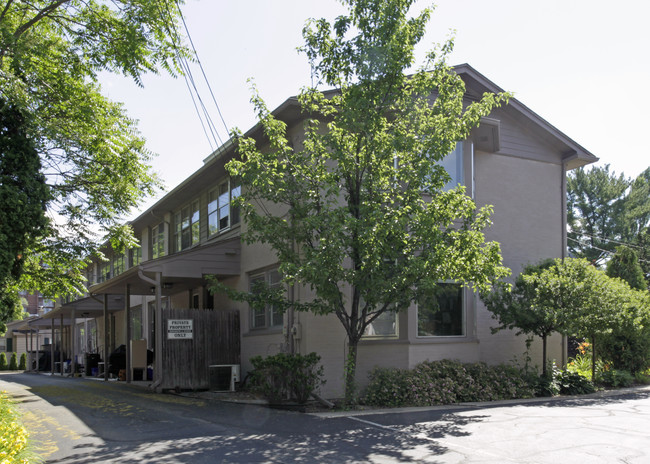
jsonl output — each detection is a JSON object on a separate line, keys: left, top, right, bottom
{"left": 100, "top": 0, "right": 650, "bottom": 219}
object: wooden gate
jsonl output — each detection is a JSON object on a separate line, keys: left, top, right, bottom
{"left": 161, "top": 308, "right": 240, "bottom": 390}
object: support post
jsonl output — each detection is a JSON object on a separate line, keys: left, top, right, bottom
{"left": 35, "top": 329, "right": 39, "bottom": 372}
{"left": 71, "top": 308, "right": 76, "bottom": 376}
{"left": 28, "top": 331, "right": 32, "bottom": 371}
{"left": 51, "top": 318, "right": 55, "bottom": 375}
{"left": 125, "top": 284, "right": 132, "bottom": 383}
{"left": 59, "top": 314, "right": 64, "bottom": 375}
{"left": 155, "top": 273, "right": 162, "bottom": 389}
{"left": 104, "top": 294, "right": 109, "bottom": 381}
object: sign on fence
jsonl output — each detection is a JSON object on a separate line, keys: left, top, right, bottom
{"left": 167, "top": 319, "right": 193, "bottom": 339}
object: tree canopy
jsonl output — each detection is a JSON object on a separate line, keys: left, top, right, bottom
{"left": 0, "top": 0, "right": 189, "bottom": 314}
{"left": 483, "top": 257, "right": 648, "bottom": 378}
{"left": 568, "top": 164, "right": 650, "bottom": 270}
{"left": 606, "top": 246, "right": 647, "bottom": 291}
{"left": 222, "top": 0, "right": 510, "bottom": 403}
{"left": 481, "top": 259, "right": 561, "bottom": 374}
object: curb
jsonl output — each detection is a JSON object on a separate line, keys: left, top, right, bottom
{"left": 309, "top": 384, "right": 650, "bottom": 418}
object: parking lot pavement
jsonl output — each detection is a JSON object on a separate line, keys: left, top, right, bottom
{"left": 313, "top": 386, "right": 650, "bottom": 463}
{"left": 2, "top": 372, "right": 650, "bottom": 463}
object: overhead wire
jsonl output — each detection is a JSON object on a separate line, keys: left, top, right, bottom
{"left": 569, "top": 230, "right": 647, "bottom": 252}
{"left": 567, "top": 236, "right": 650, "bottom": 264}
{"left": 157, "top": 0, "right": 228, "bottom": 150}
{"left": 175, "top": 0, "right": 230, "bottom": 138}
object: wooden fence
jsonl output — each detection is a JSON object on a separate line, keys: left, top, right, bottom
{"left": 161, "top": 308, "right": 240, "bottom": 390}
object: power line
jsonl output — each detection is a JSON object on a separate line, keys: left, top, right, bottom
{"left": 175, "top": 0, "right": 230, "bottom": 138}
{"left": 567, "top": 236, "right": 650, "bottom": 264}
{"left": 157, "top": 1, "right": 227, "bottom": 149}
{"left": 568, "top": 230, "right": 647, "bottom": 252}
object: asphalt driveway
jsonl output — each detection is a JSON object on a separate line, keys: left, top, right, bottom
{"left": 1, "top": 372, "right": 649, "bottom": 463}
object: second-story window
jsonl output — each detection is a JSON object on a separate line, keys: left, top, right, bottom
{"left": 130, "top": 247, "right": 142, "bottom": 266}
{"left": 98, "top": 262, "right": 110, "bottom": 283}
{"left": 208, "top": 179, "right": 241, "bottom": 236}
{"left": 152, "top": 222, "right": 166, "bottom": 259}
{"left": 113, "top": 254, "right": 125, "bottom": 276}
{"left": 174, "top": 200, "right": 200, "bottom": 251}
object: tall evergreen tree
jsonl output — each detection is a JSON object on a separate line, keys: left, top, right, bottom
{"left": 606, "top": 246, "right": 647, "bottom": 291}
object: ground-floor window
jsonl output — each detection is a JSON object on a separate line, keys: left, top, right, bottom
{"left": 363, "top": 309, "right": 398, "bottom": 338}
{"left": 249, "top": 269, "right": 283, "bottom": 330}
{"left": 417, "top": 283, "right": 464, "bottom": 337}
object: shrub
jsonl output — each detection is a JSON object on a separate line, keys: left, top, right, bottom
{"left": 18, "top": 353, "right": 26, "bottom": 371}
{"left": 249, "top": 352, "right": 325, "bottom": 404}
{"left": 556, "top": 370, "right": 596, "bottom": 395}
{"left": 363, "top": 360, "right": 535, "bottom": 407}
{"left": 8, "top": 354, "right": 18, "bottom": 371}
{"left": 0, "top": 353, "right": 7, "bottom": 371}
{"left": 597, "top": 369, "right": 635, "bottom": 388}
{"left": 533, "top": 364, "right": 560, "bottom": 397}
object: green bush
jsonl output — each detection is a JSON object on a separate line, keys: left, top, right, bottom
{"left": 556, "top": 370, "right": 596, "bottom": 395}
{"left": 363, "top": 360, "right": 535, "bottom": 407}
{"left": 597, "top": 369, "right": 635, "bottom": 388}
{"left": 18, "top": 353, "right": 26, "bottom": 371}
{"left": 8, "top": 353, "right": 18, "bottom": 371}
{"left": 249, "top": 352, "right": 325, "bottom": 404}
{"left": 0, "top": 353, "right": 8, "bottom": 371}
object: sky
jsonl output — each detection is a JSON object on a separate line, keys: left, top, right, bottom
{"left": 100, "top": 0, "right": 650, "bottom": 220}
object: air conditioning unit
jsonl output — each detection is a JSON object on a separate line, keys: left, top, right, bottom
{"left": 209, "top": 364, "right": 240, "bottom": 392}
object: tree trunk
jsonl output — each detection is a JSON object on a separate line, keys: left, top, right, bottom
{"left": 542, "top": 335, "right": 548, "bottom": 376}
{"left": 344, "top": 341, "right": 359, "bottom": 406}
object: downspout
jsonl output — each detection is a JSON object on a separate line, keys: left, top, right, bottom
{"left": 561, "top": 159, "right": 568, "bottom": 368}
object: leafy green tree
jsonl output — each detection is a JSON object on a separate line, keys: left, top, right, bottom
{"left": 0, "top": 1, "right": 189, "bottom": 303}
{"left": 0, "top": 98, "right": 50, "bottom": 323}
{"left": 606, "top": 246, "right": 647, "bottom": 290}
{"left": 637, "top": 227, "right": 650, "bottom": 288}
{"left": 8, "top": 352, "right": 17, "bottom": 370}
{"left": 18, "top": 352, "right": 26, "bottom": 371}
{"left": 599, "top": 288, "right": 650, "bottom": 374}
{"left": 567, "top": 165, "right": 630, "bottom": 265}
{"left": 567, "top": 165, "right": 650, "bottom": 270}
{"left": 0, "top": 353, "right": 7, "bottom": 371}
{"left": 531, "top": 259, "right": 621, "bottom": 379}
{"left": 482, "top": 259, "right": 562, "bottom": 375}
{"left": 484, "top": 258, "right": 628, "bottom": 379}
{"left": 624, "top": 168, "right": 650, "bottom": 239}
{"left": 223, "top": 0, "right": 509, "bottom": 404}
{"left": 0, "top": 281, "right": 27, "bottom": 334}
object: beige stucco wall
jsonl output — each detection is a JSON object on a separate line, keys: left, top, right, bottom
{"left": 473, "top": 149, "right": 566, "bottom": 368}
{"left": 233, "top": 103, "right": 572, "bottom": 398}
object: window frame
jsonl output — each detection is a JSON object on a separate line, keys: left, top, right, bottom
{"left": 113, "top": 253, "right": 125, "bottom": 276}
{"left": 362, "top": 307, "right": 399, "bottom": 339}
{"left": 151, "top": 222, "right": 166, "bottom": 259}
{"left": 208, "top": 179, "right": 242, "bottom": 237}
{"left": 249, "top": 268, "right": 283, "bottom": 330}
{"left": 174, "top": 199, "right": 200, "bottom": 252}
{"left": 416, "top": 281, "right": 466, "bottom": 338}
